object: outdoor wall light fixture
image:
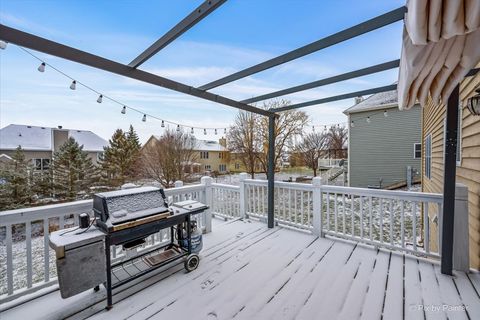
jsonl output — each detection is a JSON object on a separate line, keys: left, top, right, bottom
{"left": 383, "top": 110, "right": 388, "bottom": 117}
{"left": 466, "top": 89, "right": 480, "bottom": 116}
{"left": 366, "top": 116, "right": 371, "bottom": 123}
{"left": 351, "top": 120, "right": 355, "bottom": 127}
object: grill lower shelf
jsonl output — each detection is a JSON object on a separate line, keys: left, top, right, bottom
{"left": 144, "top": 247, "right": 183, "bottom": 266}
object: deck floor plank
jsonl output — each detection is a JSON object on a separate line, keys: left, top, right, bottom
{"left": 2, "top": 218, "right": 479, "bottom": 320}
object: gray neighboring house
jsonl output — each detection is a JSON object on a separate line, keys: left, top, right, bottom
{"left": 0, "top": 124, "right": 108, "bottom": 169}
{"left": 343, "top": 90, "right": 422, "bottom": 188}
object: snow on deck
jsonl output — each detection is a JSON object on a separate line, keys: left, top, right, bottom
{"left": 1, "top": 218, "right": 479, "bottom": 320}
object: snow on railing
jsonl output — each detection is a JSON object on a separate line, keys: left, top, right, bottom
{"left": 0, "top": 183, "right": 210, "bottom": 303}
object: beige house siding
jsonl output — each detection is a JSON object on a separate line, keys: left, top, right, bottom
{"left": 422, "top": 70, "right": 480, "bottom": 270}
{"left": 196, "top": 150, "right": 229, "bottom": 173}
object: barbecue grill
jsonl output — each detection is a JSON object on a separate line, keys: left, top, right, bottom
{"left": 50, "top": 186, "right": 208, "bottom": 310}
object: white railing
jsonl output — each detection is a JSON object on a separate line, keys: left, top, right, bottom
{"left": 318, "top": 158, "right": 344, "bottom": 167}
{"left": 0, "top": 182, "right": 212, "bottom": 303}
{"left": 1, "top": 174, "right": 457, "bottom": 304}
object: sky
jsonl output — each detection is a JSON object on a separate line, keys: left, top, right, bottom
{"left": 0, "top": 0, "right": 405, "bottom": 143}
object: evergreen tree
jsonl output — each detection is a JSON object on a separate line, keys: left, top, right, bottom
{"left": 101, "top": 126, "right": 141, "bottom": 186}
{"left": 0, "top": 146, "right": 33, "bottom": 209}
{"left": 52, "top": 138, "right": 98, "bottom": 200}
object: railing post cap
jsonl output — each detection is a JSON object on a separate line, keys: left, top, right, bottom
{"left": 239, "top": 172, "right": 248, "bottom": 181}
{"left": 455, "top": 183, "right": 468, "bottom": 200}
{"left": 174, "top": 180, "right": 183, "bottom": 187}
{"left": 201, "top": 176, "right": 213, "bottom": 186}
{"left": 312, "top": 176, "right": 323, "bottom": 186}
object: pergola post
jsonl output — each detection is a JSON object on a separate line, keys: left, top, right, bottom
{"left": 441, "top": 84, "right": 460, "bottom": 275}
{"left": 267, "top": 115, "right": 276, "bottom": 228}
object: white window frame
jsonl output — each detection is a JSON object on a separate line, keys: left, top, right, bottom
{"left": 425, "top": 134, "right": 432, "bottom": 179}
{"left": 33, "top": 158, "right": 50, "bottom": 171}
{"left": 413, "top": 143, "right": 421, "bottom": 159}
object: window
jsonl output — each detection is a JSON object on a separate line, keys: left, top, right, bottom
{"left": 33, "top": 158, "right": 50, "bottom": 171}
{"left": 414, "top": 143, "right": 421, "bottom": 159}
{"left": 219, "top": 164, "right": 226, "bottom": 172}
{"left": 205, "top": 165, "right": 211, "bottom": 171}
{"left": 97, "top": 152, "right": 104, "bottom": 162}
{"left": 200, "top": 151, "right": 209, "bottom": 159}
{"left": 235, "top": 163, "right": 240, "bottom": 170}
{"left": 425, "top": 134, "right": 432, "bottom": 179}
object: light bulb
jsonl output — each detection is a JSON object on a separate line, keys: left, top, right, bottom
{"left": 366, "top": 117, "right": 371, "bottom": 123}
{"left": 142, "top": 114, "right": 146, "bottom": 122}
{"left": 0, "top": 40, "right": 7, "bottom": 50}
{"left": 384, "top": 110, "right": 388, "bottom": 117}
{"left": 204, "top": 129, "right": 207, "bottom": 135}
{"left": 38, "top": 62, "right": 46, "bottom": 72}
{"left": 161, "top": 120, "right": 165, "bottom": 128}
{"left": 97, "top": 94, "right": 103, "bottom": 103}
{"left": 224, "top": 128, "right": 227, "bottom": 134}
{"left": 176, "top": 124, "right": 180, "bottom": 132}
{"left": 70, "top": 80, "right": 76, "bottom": 90}
{"left": 214, "top": 129, "right": 217, "bottom": 135}
{"left": 191, "top": 128, "right": 194, "bottom": 134}
{"left": 121, "top": 106, "right": 126, "bottom": 114}
{"left": 312, "top": 126, "right": 315, "bottom": 132}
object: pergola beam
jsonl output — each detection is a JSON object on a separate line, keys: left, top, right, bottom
{"left": 129, "top": 0, "right": 227, "bottom": 68}
{"left": 198, "top": 6, "right": 406, "bottom": 91}
{"left": 241, "top": 59, "right": 400, "bottom": 104}
{"left": 271, "top": 84, "right": 397, "bottom": 112}
{"left": 0, "top": 24, "right": 272, "bottom": 117}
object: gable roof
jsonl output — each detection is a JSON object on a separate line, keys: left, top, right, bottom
{"left": 343, "top": 89, "right": 399, "bottom": 115}
{"left": 147, "top": 135, "right": 227, "bottom": 152}
{"left": 0, "top": 124, "right": 107, "bottom": 152}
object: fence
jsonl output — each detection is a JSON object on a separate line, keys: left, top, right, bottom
{"left": 1, "top": 174, "right": 465, "bottom": 305}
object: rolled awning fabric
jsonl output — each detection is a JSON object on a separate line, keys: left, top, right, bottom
{"left": 398, "top": 0, "right": 480, "bottom": 110}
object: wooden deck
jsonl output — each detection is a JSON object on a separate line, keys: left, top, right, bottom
{"left": 2, "top": 218, "right": 479, "bottom": 320}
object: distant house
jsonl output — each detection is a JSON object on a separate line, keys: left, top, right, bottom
{"left": 421, "top": 70, "right": 480, "bottom": 270}
{"left": 228, "top": 151, "right": 263, "bottom": 174}
{"left": 143, "top": 136, "right": 230, "bottom": 174}
{"left": 344, "top": 90, "right": 422, "bottom": 188}
{"left": 0, "top": 124, "right": 108, "bottom": 168}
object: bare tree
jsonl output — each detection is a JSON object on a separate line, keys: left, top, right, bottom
{"left": 326, "top": 125, "right": 348, "bottom": 158}
{"left": 256, "top": 100, "right": 309, "bottom": 173}
{"left": 142, "top": 129, "right": 198, "bottom": 188}
{"left": 227, "top": 111, "right": 262, "bottom": 178}
{"left": 296, "top": 132, "right": 329, "bottom": 176}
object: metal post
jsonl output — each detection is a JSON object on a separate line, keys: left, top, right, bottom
{"left": 441, "top": 85, "right": 459, "bottom": 275}
{"left": 267, "top": 115, "right": 276, "bottom": 228}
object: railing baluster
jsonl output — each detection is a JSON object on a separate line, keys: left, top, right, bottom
{"left": 379, "top": 198, "right": 383, "bottom": 243}
{"left": 401, "top": 200, "right": 405, "bottom": 248}
{"left": 369, "top": 197, "right": 373, "bottom": 241}
{"left": 300, "top": 191, "right": 305, "bottom": 226}
{"left": 412, "top": 202, "right": 417, "bottom": 251}
{"left": 307, "top": 190, "right": 311, "bottom": 226}
{"left": 59, "top": 215, "right": 65, "bottom": 230}
{"left": 334, "top": 193, "right": 338, "bottom": 232}
{"left": 437, "top": 203, "right": 442, "bottom": 253}
{"left": 424, "top": 202, "right": 430, "bottom": 254}
{"left": 326, "top": 192, "right": 330, "bottom": 231}
{"left": 351, "top": 194, "right": 355, "bottom": 237}
{"left": 43, "top": 218, "right": 50, "bottom": 282}
{"left": 359, "top": 196, "right": 363, "bottom": 239}
{"left": 26, "top": 221, "right": 32, "bottom": 288}
{"left": 294, "top": 190, "right": 298, "bottom": 224}
{"left": 342, "top": 194, "right": 346, "bottom": 234}
{"left": 389, "top": 199, "right": 394, "bottom": 246}
{"left": 288, "top": 189, "right": 292, "bottom": 223}
{"left": 6, "top": 224, "right": 14, "bottom": 295}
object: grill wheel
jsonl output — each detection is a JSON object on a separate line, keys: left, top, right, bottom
{"left": 184, "top": 254, "right": 200, "bottom": 272}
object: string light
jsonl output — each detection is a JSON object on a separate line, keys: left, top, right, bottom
{"left": 191, "top": 127, "right": 194, "bottom": 134}
{"left": 17, "top": 44, "right": 235, "bottom": 133}
{"left": 384, "top": 110, "right": 388, "bottom": 117}
{"left": 224, "top": 128, "right": 227, "bottom": 134}
{"left": 204, "top": 129, "right": 207, "bottom": 135}
{"left": 176, "top": 124, "right": 180, "bottom": 132}
{"left": 0, "top": 40, "right": 7, "bottom": 50}
{"left": 37, "top": 62, "right": 46, "bottom": 72}
{"left": 312, "top": 125, "right": 315, "bottom": 132}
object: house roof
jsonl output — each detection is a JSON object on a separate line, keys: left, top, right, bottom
{"left": 150, "top": 136, "right": 227, "bottom": 152}
{"left": 0, "top": 124, "right": 108, "bottom": 152}
{"left": 343, "top": 89, "right": 399, "bottom": 115}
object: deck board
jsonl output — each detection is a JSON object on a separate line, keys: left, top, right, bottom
{"left": 2, "top": 218, "right": 479, "bottom": 320}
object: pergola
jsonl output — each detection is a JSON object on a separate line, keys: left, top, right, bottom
{"left": 0, "top": 1, "right": 478, "bottom": 275}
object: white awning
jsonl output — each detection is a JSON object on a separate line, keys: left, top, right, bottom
{"left": 398, "top": 0, "right": 480, "bottom": 110}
